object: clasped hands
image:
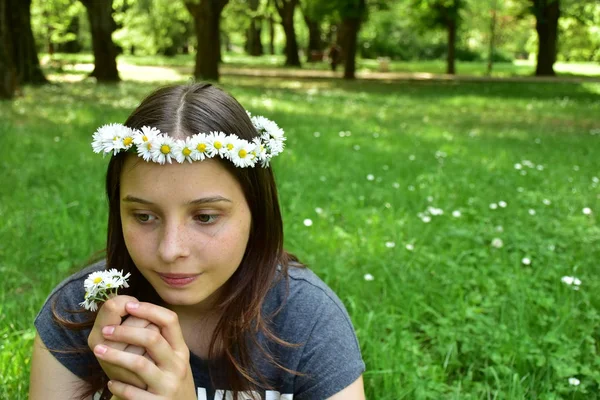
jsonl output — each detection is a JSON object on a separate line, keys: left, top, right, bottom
{"left": 87, "top": 295, "right": 197, "bottom": 400}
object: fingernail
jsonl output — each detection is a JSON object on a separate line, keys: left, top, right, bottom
{"left": 95, "top": 345, "right": 107, "bottom": 355}
{"left": 102, "top": 326, "right": 115, "bottom": 335}
{"left": 107, "top": 380, "right": 113, "bottom": 387}
{"left": 126, "top": 302, "right": 139, "bottom": 309}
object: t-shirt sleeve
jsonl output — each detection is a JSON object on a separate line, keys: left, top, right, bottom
{"left": 293, "top": 291, "right": 365, "bottom": 400}
{"left": 34, "top": 271, "right": 99, "bottom": 379}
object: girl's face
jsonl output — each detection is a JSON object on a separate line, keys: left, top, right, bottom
{"left": 119, "top": 156, "right": 252, "bottom": 312}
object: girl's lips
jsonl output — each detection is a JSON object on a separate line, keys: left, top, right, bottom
{"left": 158, "top": 273, "right": 200, "bottom": 287}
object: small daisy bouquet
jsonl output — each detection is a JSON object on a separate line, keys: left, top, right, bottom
{"left": 80, "top": 269, "right": 131, "bottom": 312}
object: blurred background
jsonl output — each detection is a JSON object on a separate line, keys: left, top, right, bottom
{"left": 1, "top": 0, "right": 600, "bottom": 399}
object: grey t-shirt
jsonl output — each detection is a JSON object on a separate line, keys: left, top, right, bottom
{"left": 35, "top": 261, "right": 365, "bottom": 399}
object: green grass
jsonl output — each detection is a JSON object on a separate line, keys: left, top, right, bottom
{"left": 1, "top": 66, "right": 600, "bottom": 399}
{"left": 41, "top": 52, "right": 600, "bottom": 79}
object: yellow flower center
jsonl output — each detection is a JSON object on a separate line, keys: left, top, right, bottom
{"left": 227, "top": 143, "right": 234, "bottom": 151}
{"left": 93, "top": 277, "right": 103, "bottom": 284}
{"left": 142, "top": 135, "right": 148, "bottom": 142}
{"left": 183, "top": 147, "right": 192, "bottom": 156}
{"left": 123, "top": 137, "right": 133, "bottom": 146}
{"left": 160, "top": 144, "right": 171, "bottom": 154}
{"left": 197, "top": 143, "right": 207, "bottom": 153}
{"left": 146, "top": 142, "right": 152, "bottom": 150}
{"left": 239, "top": 149, "right": 247, "bottom": 158}
{"left": 214, "top": 141, "right": 222, "bottom": 149}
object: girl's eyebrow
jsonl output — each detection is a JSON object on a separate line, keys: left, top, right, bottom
{"left": 122, "top": 195, "right": 232, "bottom": 205}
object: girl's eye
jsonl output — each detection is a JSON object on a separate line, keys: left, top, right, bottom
{"left": 134, "top": 213, "right": 155, "bottom": 223}
{"left": 194, "top": 214, "right": 219, "bottom": 225}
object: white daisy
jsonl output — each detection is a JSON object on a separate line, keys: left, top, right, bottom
{"left": 221, "top": 135, "right": 237, "bottom": 160}
{"left": 303, "top": 219, "right": 313, "bottom": 227}
{"left": 91, "top": 123, "right": 134, "bottom": 155}
{"left": 207, "top": 131, "right": 228, "bottom": 157}
{"left": 582, "top": 207, "right": 592, "bottom": 215}
{"left": 452, "top": 210, "right": 461, "bottom": 218}
{"left": 150, "top": 134, "right": 176, "bottom": 164}
{"left": 172, "top": 137, "right": 195, "bottom": 164}
{"left": 568, "top": 377, "right": 580, "bottom": 386}
{"left": 189, "top": 133, "right": 210, "bottom": 161}
{"left": 252, "top": 137, "right": 269, "bottom": 167}
{"left": 491, "top": 238, "right": 504, "bottom": 248}
{"left": 522, "top": 257, "right": 531, "bottom": 265}
{"left": 385, "top": 241, "right": 395, "bottom": 248}
{"left": 363, "top": 273, "right": 374, "bottom": 281}
{"left": 230, "top": 138, "right": 257, "bottom": 168}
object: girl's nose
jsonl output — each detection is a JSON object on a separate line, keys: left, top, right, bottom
{"left": 157, "top": 222, "right": 190, "bottom": 263}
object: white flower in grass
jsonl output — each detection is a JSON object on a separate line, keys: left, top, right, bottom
{"left": 315, "top": 207, "right": 323, "bottom": 214}
{"left": 134, "top": 126, "right": 160, "bottom": 161}
{"left": 363, "top": 273, "right": 374, "bottom": 281}
{"left": 582, "top": 207, "right": 592, "bottom": 215}
{"left": 80, "top": 269, "right": 130, "bottom": 312}
{"left": 367, "top": 174, "right": 375, "bottom": 181}
{"left": 529, "top": 209, "right": 536, "bottom": 216}
{"left": 428, "top": 207, "right": 444, "bottom": 216}
{"left": 498, "top": 201, "right": 507, "bottom": 208}
{"left": 190, "top": 133, "right": 210, "bottom": 161}
{"left": 522, "top": 257, "right": 531, "bottom": 266}
{"left": 452, "top": 210, "right": 462, "bottom": 218}
{"left": 421, "top": 215, "right": 431, "bottom": 223}
{"left": 230, "top": 138, "right": 257, "bottom": 168}
{"left": 303, "top": 219, "right": 313, "bottom": 227}
{"left": 489, "top": 203, "right": 498, "bottom": 210}
{"left": 172, "top": 137, "right": 195, "bottom": 164}
{"left": 543, "top": 199, "right": 552, "bottom": 205}
{"left": 206, "top": 131, "right": 228, "bottom": 157}
{"left": 491, "top": 238, "right": 504, "bottom": 248}
{"left": 385, "top": 241, "right": 395, "bottom": 248}
{"left": 568, "top": 377, "right": 580, "bottom": 386}
{"left": 405, "top": 243, "right": 414, "bottom": 251}
{"left": 561, "top": 276, "right": 582, "bottom": 287}
{"left": 392, "top": 182, "right": 400, "bottom": 189}
{"left": 150, "top": 134, "right": 176, "bottom": 164}
{"left": 514, "top": 163, "right": 522, "bottom": 170}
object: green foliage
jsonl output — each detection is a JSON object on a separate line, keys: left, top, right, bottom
{"left": 31, "top": 0, "right": 88, "bottom": 52}
{"left": 112, "top": 0, "right": 193, "bottom": 56}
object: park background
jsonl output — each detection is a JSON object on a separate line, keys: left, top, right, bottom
{"left": 1, "top": 0, "right": 600, "bottom": 399}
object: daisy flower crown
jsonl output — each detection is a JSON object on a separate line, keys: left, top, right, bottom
{"left": 91, "top": 112, "right": 285, "bottom": 168}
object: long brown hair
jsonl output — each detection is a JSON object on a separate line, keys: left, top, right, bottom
{"left": 54, "top": 83, "right": 302, "bottom": 399}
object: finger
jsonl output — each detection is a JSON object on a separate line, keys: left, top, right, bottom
{"left": 102, "top": 325, "right": 172, "bottom": 368}
{"left": 88, "top": 295, "right": 139, "bottom": 352}
{"left": 108, "top": 380, "right": 155, "bottom": 400}
{"left": 125, "top": 302, "right": 187, "bottom": 352}
{"left": 121, "top": 317, "right": 158, "bottom": 356}
{"left": 97, "top": 358, "right": 147, "bottom": 390}
{"left": 94, "top": 344, "right": 161, "bottom": 386}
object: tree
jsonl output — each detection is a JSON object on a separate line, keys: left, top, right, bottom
{"left": 185, "top": 0, "right": 229, "bottom": 81}
{"left": 0, "top": 0, "right": 18, "bottom": 98}
{"left": 338, "top": 0, "right": 367, "bottom": 79}
{"left": 412, "top": 0, "right": 464, "bottom": 75}
{"left": 79, "top": 0, "right": 120, "bottom": 82}
{"left": 530, "top": 0, "right": 560, "bottom": 76}
{"left": 6, "top": 0, "right": 47, "bottom": 85}
{"left": 273, "top": 0, "right": 301, "bottom": 66}
{"left": 245, "top": 0, "right": 263, "bottom": 56}
{"left": 301, "top": 4, "right": 325, "bottom": 62}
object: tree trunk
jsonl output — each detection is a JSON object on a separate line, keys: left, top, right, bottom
{"left": 274, "top": 0, "right": 300, "bottom": 67}
{"left": 303, "top": 13, "right": 323, "bottom": 62}
{"left": 446, "top": 18, "right": 456, "bottom": 74}
{"left": 185, "top": 0, "right": 229, "bottom": 81}
{"left": 0, "top": 0, "right": 18, "bottom": 98}
{"left": 6, "top": 0, "right": 47, "bottom": 85}
{"left": 79, "top": 0, "right": 120, "bottom": 82}
{"left": 340, "top": 6, "right": 363, "bottom": 80}
{"left": 487, "top": 0, "right": 497, "bottom": 76}
{"left": 532, "top": 0, "right": 560, "bottom": 76}
{"left": 268, "top": 13, "right": 275, "bottom": 55}
{"left": 245, "top": 0, "right": 262, "bottom": 56}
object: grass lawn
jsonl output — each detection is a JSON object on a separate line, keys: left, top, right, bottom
{"left": 1, "top": 65, "right": 600, "bottom": 399}
{"left": 43, "top": 52, "right": 600, "bottom": 79}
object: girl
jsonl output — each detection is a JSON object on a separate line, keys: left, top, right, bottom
{"left": 29, "top": 83, "right": 365, "bottom": 400}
